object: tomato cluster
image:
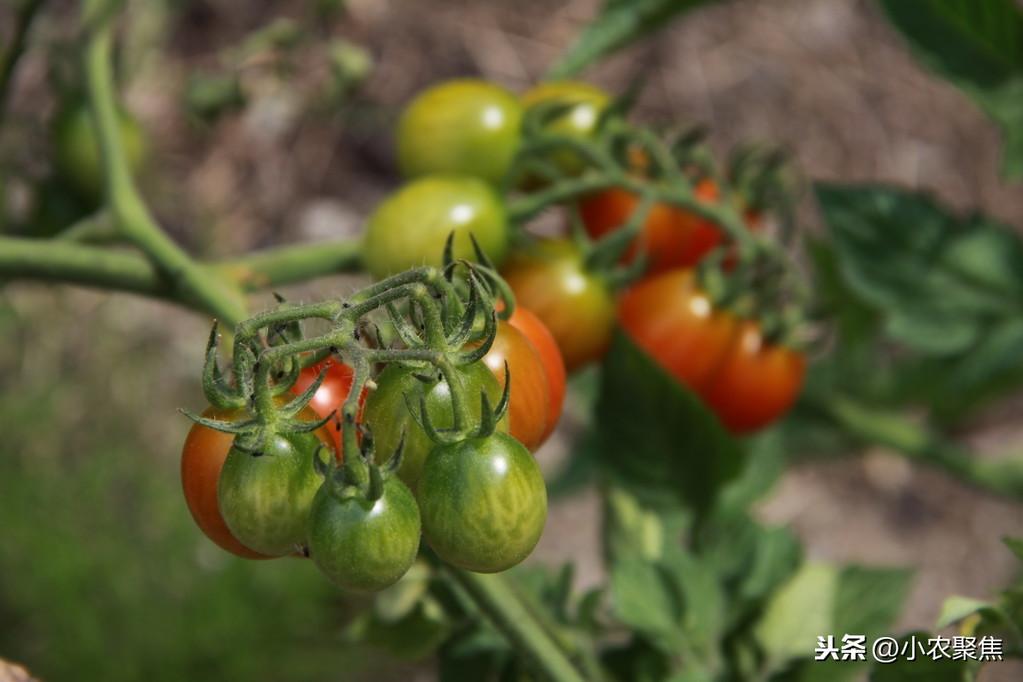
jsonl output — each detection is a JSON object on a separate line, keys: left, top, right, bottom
{"left": 181, "top": 263, "right": 554, "bottom": 591}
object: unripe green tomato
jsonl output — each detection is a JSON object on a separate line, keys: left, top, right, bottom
{"left": 397, "top": 79, "right": 523, "bottom": 185}
{"left": 417, "top": 431, "right": 547, "bottom": 573}
{"left": 307, "top": 477, "right": 421, "bottom": 593}
{"left": 363, "top": 361, "right": 509, "bottom": 489}
{"left": 521, "top": 81, "right": 609, "bottom": 177}
{"left": 362, "top": 175, "right": 509, "bottom": 280}
{"left": 52, "top": 100, "right": 147, "bottom": 204}
{"left": 217, "top": 431, "right": 325, "bottom": 556}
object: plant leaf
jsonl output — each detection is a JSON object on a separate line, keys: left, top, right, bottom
{"left": 878, "top": 0, "right": 1023, "bottom": 179}
{"left": 754, "top": 562, "right": 838, "bottom": 667}
{"left": 595, "top": 330, "right": 744, "bottom": 515}
{"left": 547, "top": 0, "right": 718, "bottom": 79}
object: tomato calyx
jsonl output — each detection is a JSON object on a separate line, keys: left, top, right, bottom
{"left": 315, "top": 419, "right": 407, "bottom": 505}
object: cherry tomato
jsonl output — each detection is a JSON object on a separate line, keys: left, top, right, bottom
{"left": 617, "top": 269, "right": 737, "bottom": 390}
{"left": 501, "top": 239, "right": 615, "bottom": 372}
{"left": 580, "top": 180, "right": 759, "bottom": 275}
{"left": 618, "top": 269, "right": 805, "bottom": 433}
{"left": 362, "top": 176, "right": 509, "bottom": 280}
{"left": 700, "top": 320, "right": 806, "bottom": 434}
{"left": 521, "top": 81, "right": 609, "bottom": 176}
{"left": 507, "top": 306, "right": 566, "bottom": 442}
{"left": 218, "top": 428, "right": 328, "bottom": 557}
{"left": 397, "top": 79, "right": 523, "bottom": 185}
{"left": 307, "top": 475, "right": 421, "bottom": 593}
{"left": 53, "top": 99, "right": 146, "bottom": 205}
{"left": 363, "top": 361, "right": 509, "bottom": 488}
{"left": 181, "top": 403, "right": 336, "bottom": 558}
{"left": 417, "top": 432, "right": 546, "bottom": 573}
{"left": 482, "top": 320, "right": 550, "bottom": 451}
{"left": 290, "top": 358, "right": 360, "bottom": 454}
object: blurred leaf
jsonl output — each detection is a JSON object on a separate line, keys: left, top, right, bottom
{"left": 937, "top": 596, "right": 995, "bottom": 629}
{"left": 661, "top": 548, "right": 726, "bottom": 662}
{"left": 610, "top": 558, "right": 685, "bottom": 651}
{"left": 755, "top": 563, "right": 838, "bottom": 666}
{"left": 813, "top": 184, "right": 1023, "bottom": 421}
{"left": 548, "top": 0, "right": 717, "bottom": 78}
{"left": 797, "top": 566, "right": 913, "bottom": 682}
{"left": 1004, "top": 537, "right": 1023, "bottom": 562}
{"left": 878, "top": 0, "right": 1023, "bottom": 179}
{"left": 595, "top": 330, "right": 743, "bottom": 514}
{"left": 868, "top": 632, "right": 974, "bottom": 682}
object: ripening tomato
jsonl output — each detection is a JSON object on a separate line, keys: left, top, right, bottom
{"left": 362, "top": 175, "right": 509, "bottom": 280}
{"left": 521, "top": 81, "right": 609, "bottom": 177}
{"left": 52, "top": 99, "right": 146, "bottom": 205}
{"left": 618, "top": 269, "right": 804, "bottom": 434}
{"left": 290, "top": 359, "right": 360, "bottom": 454}
{"left": 579, "top": 180, "right": 758, "bottom": 275}
{"left": 482, "top": 320, "right": 550, "bottom": 451}
{"left": 507, "top": 306, "right": 566, "bottom": 442}
{"left": 181, "top": 402, "right": 336, "bottom": 558}
{"left": 417, "top": 431, "right": 546, "bottom": 573}
{"left": 501, "top": 239, "right": 615, "bottom": 372}
{"left": 397, "top": 79, "right": 523, "bottom": 185}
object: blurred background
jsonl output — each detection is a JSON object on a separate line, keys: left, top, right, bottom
{"left": 1, "top": 0, "right": 1022, "bottom": 679}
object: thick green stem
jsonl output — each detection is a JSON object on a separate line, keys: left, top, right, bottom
{"left": 83, "top": 7, "right": 247, "bottom": 325}
{"left": 822, "top": 396, "right": 1023, "bottom": 500}
{"left": 447, "top": 568, "right": 587, "bottom": 682}
{"left": 0, "top": 236, "right": 363, "bottom": 310}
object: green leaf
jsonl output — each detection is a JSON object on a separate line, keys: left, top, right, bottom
{"left": 798, "top": 566, "right": 913, "bottom": 682}
{"left": 548, "top": 0, "right": 717, "bottom": 78}
{"left": 596, "top": 330, "right": 744, "bottom": 514}
{"left": 662, "top": 548, "right": 727, "bottom": 660}
{"left": 1004, "top": 536, "right": 1023, "bottom": 561}
{"left": 754, "top": 563, "right": 838, "bottom": 666}
{"left": 937, "top": 595, "right": 994, "bottom": 629}
{"left": 868, "top": 632, "right": 974, "bottom": 682}
{"left": 878, "top": 0, "right": 1023, "bottom": 179}
{"left": 610, "top": 558, "right": 685, "bottom": 650}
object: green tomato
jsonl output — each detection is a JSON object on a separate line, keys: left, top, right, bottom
{"left": 397, "top": 79, "right": 523, "bottom": 185}
{"left": 417, "top": 432, "right": 546, "bottom": 573}
{"left": 52, "top": 100, "right": 147, "bottom": 205}
{"left": 307, "top": 476, "right": 421, "bottom": 593}
{"left": 521, "top": 81, "right": 609, "bottom": 177}
{"left": 364, "top": 361, "right": 509, "bottom": 489}
{"left": 362, "top": 175, "right": 509, "bottom": 280}
{"left": 217, "top": 431, "right": 325, "bottom": 557}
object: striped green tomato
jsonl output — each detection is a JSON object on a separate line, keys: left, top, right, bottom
{"left": 307, "top": 476, "right": 421, "bottom": 593}
{"left": 417, "top": 432, "right": 546, "bottom": 573}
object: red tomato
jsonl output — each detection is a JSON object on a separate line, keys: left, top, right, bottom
{"left": 507, "top": 306, "right": 566, "bottom": 442}
{"left": 181, "top": 402, "right": 336, "bottom": 558}
{"left": 290, "top": 358, "right": 360, "bottom": 454}
{"left": 482, "top": 320, "right": 550, "bottom": 451}
{"left": 580, "top": 180, "right": 758, "bottom": 274}
{"left": 501, "top": 239, "right": 616, "bottom": 372}
{"left": 700, "top": 321, "right": 806, "bottom": 433}
{"left": 618, "top": 269, "right": 804, "bottom": 434}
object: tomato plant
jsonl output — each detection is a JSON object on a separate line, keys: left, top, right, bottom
{"left": 362, "top": 175, "right": 509, "bottom": 279}
{"left": 363, "top": 361, "right": 508, "bottom": 487}
{"left": 307, "top": 473, "right": 421, "bottom": 593}
{"left": 417, "top": 431, "right": 547, "bottom": 573}
{"left": 397, "top": 79, "right": 523, "bottom": 185}
{"left": 502, "top": 239, "right": 616, "bottom": 372}
{"left": 618, "top": 269, "right": 805, "bottom": 433}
